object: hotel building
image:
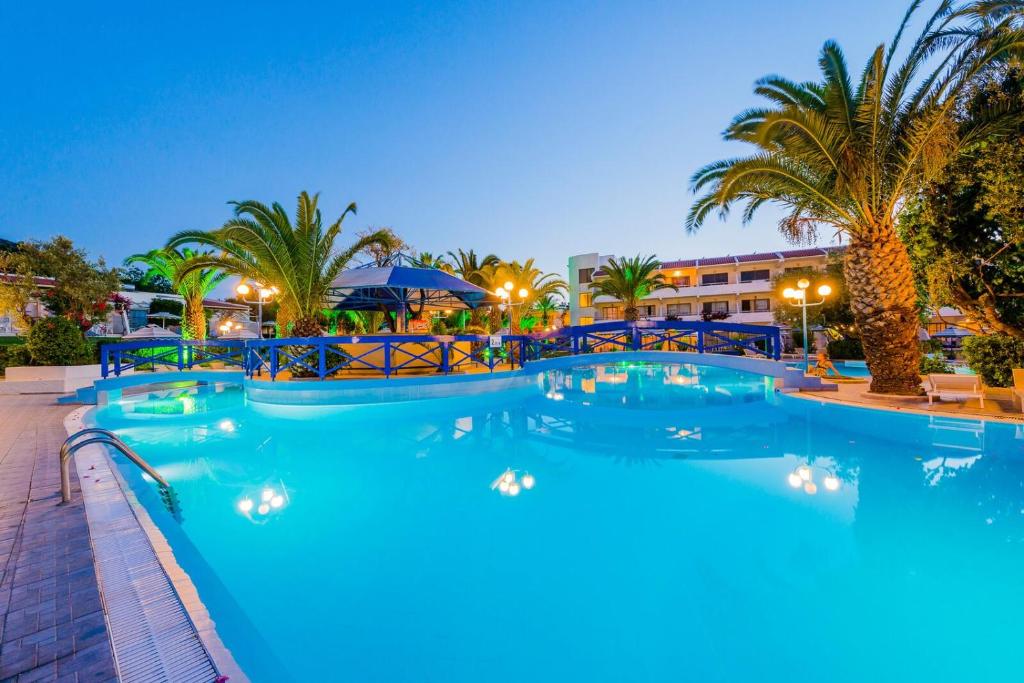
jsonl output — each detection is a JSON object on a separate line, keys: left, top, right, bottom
{"left": 567, "top": 247, "right": 844, "bottom": 326}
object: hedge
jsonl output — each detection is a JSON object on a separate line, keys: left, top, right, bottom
{"left": 961, "top": 335, "right": 1024, "bottom": 387}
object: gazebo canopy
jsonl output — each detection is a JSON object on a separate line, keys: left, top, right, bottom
{"left": 327, "top": 254, "right": 497, "bottom": 318}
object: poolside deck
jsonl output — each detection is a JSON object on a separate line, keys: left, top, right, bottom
{"left": 0, "top": 395, "right": 117, "bottom": 682}
{"left": 796, "top": 380, "right": 1024, "bottom": 423}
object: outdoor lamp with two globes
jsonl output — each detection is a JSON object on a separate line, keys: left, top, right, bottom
{"left": 494, "top": 282, "right": 531, "bottom": 332}
{"left": 781, "top": 278, "right": 832, "bottom": 372}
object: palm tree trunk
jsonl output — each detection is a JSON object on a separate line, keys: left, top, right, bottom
{"left": 624, "top": 305, "right": 639, "bottom": 322}
{"left": 184, "top": 297, "right": 207, "bottom": 340}
{"left": 292, "top": 317, "right": 322, "bottom": 337}
{"left": 844, "top": 228, "right": 922, "bottom": 394}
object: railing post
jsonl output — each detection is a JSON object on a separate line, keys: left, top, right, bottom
{"left": 772, "top": 328, "right": 782, "bottom": 360}
{"left": 318, "top": 338, "right": 327, "bottom": 379}
{"left": 177, "top": 341, "right": 184, "bottom": 371}
{"left": 114, "top": 349, "right": 122, "bottom": 377}
{"left": 441, "top": 341, "right": 450, "bottom": 375}
{"left": 101, "top": 347, "right": 109, "bottom": 379}
{"left": 384, "top": 341, "right": 391, "bottom": 378}
{"left": 270, "top": 346, "right": 279, "bottom": 381}
{"left": 186, "top": 343, "right": 194, "bottom": 370}
{"left": 572, "top": 331, "right": 580, "bottom": 355}
{"left": 631, "top": 325, "right": 640, "bottom": 351}
{"left": 697, "top": 329, "right": 705, "bottom": 354}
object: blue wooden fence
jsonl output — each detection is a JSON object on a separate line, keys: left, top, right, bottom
{"left": 101, "top": 321, "right": 782, "bottom": 380}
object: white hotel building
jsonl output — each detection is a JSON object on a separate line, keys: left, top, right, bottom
{"left": 567, "top": 247, "right": 844, "bottom": 326}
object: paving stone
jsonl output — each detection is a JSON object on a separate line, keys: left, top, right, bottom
{"left": 0, "top": 397, "right": 115, "bottom": 682}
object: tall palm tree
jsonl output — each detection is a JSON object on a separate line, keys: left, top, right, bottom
{"left": 169, "top": 192, "right": 389, "bottom": 336}
{"left": 448, "top": 249, "right": 500, "bottom": 329}
{"left": 588, "top": 255, "right": 676, "bottom": 321}
{"left": 490, "top": 259, "right": 568, "bottom": 332}
{"left": 687, "top": 1, "right": 1024, "bottom": 394}
{"left": 126, "top": 247, "right": 227, "bottom": 339}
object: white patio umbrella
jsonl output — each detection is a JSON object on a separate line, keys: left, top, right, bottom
{"left": 123, "top": 324, "right": 181, "bottom": 339}
{"left": 147, "top": 311, "right": 181, "bottom": 328}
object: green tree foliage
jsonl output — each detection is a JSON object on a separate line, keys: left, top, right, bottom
{"left": 0, "top": 236, "right": 120, "bottom": 330}
{"left": 772, "top": 255, "right": 856, "bottom": 335}
{"left": 961, "top": 334, "right": 1024, "bottom": 386}
{"left": 169, "top": 192, "right": 389, "bottom": 337}
{"left": 900, "top": 64, "right": 1024, "bottom": 337}
{"left": 120, "top": 265, "right": 174, "bottom": 293}
{"left": 127, "top": 247, "right": 227, "bottom": 339}
{"left": 687, "top": 2, "right": 1024, "bottom": 394}
{"left": 24, "top": 316, "right": 92, "bottom": 366}
{"left": 588, "top": 255, "right": 676, "bottom": 322}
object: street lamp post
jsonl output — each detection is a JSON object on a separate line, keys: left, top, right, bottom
{"left": 494, "top": 282, "right": 530, "bottom": 333}
{"left": 235, "top": 282, "right": 278, "bottom": 337}
{"left": 781, "top": 278, "right": 832, "bottom": 373}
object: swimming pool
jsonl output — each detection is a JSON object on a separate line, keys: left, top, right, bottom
{"left": 90, "top": 360, "right": 1024, "bottom": 682}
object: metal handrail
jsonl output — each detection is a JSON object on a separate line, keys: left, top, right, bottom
{"left": 60, "top": 428, "right": 170, "bottom": 504}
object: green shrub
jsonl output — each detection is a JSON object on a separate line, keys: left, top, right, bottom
{"left": 827, "top": 336, "right": 864, "bottom": 360}
{"left": 961, "top": 335, "right": 1024, "bottom": 387}
{"left": 0, "top": 336, "right": 26, "bottom": 346}
{"left": 24, "top": 317, "right": 93, "bottom": 366}
{"left": 920, "top": 354, "right": 952, "bottom": 375}
{"left": 0, "top": 345, "right": 30, "bottom": 375}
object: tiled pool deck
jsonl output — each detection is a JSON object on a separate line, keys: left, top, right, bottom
{"left": 0, "top": 395, "right": 116, "bottom": 682}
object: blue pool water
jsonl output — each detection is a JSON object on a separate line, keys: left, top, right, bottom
{"left": 91, "top": 361, "right": 1024, "bottom": 682}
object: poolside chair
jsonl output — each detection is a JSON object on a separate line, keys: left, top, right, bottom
{"left": 1012, "top": 369, "right": 1024, "bottom": 413}
{"left": 925, "top": 374, "right": 984, "bottom": 407}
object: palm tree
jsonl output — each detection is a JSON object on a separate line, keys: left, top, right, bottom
{"left": 533, "top": 295, "right": 560, "bottom": 328}
{"left": 588, "top": 255, "right": 676, "bottom": 321}
{"left": 168, "top": 192, "right": 389, "bottom": 336}
{"left": 489, "top": 259, "right": 568, "bottom": 332}
{"left": 417, "top": 252, "right": 454, "bottom": 273}
{"left": 448, "top": 249, "right": 500, "bottom": 330}
{"left": 126, "top": 247, "right": 227, "bottom": 339}
{"left": 686, "top": 2, "right": 1024, "bottom": 394}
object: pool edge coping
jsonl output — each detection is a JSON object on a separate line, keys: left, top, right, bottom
{"left": 788, "top": 388, "right": 1024, "bottom": 424}
{"left": 65, "top": 406, "right": 249, "bottom": 683}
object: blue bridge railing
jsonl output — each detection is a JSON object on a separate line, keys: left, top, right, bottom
{"left": 100, "top": 320, "right": 782, "bottom": 380}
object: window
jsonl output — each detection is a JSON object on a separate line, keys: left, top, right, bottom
{"left": 579, "top": 293, "right": 592, "bottom": 308}
{"left": 701, "top": 272, "right": 729, "bottom": 285}
{"left": 578, "top": 268, "right": 595, "bottom": 284}
{"left": 600, "top": 306, "right": 622, "bottom": 320}
{"left": 740, "top": 299, "right": 771, "bottom": 312}
{"left": 666, "top": 303, "right": 692, "bottom": 316}
{"left": 128, "top": 308, "right": 148, "bottom": 330}
{"left": 672, "top": 275, "right": 691, "bottom": 287}
{"left": 740, "top": 269, "right": 771, "bottom": 283}
{"left": 637, "top": 305, "right": 656, "bottom": 318}
{"left": 702, "top": 301, "right": 729, "bottom": 314}
{"left": 578, "top": 316, "right": 594, "bottom": 326}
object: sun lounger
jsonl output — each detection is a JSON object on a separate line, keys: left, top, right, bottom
{"left": 925, "top": 373, "right": 984, "bottom": 407}
{"left": 1012, "top": 369, "right": 1024, "bottom": 413}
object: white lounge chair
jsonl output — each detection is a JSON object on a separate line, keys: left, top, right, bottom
{"left": 1012, "top": 369, "right": 1024, "bottom": 413}
{"left": 925, "top": 373, "right": 984, "bottom": 407}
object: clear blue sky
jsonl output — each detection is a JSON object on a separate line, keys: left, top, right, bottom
{"left": 1, "top": 0, "right": 904, "bottom": 279}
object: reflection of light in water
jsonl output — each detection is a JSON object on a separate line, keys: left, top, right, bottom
{"left": 237, "top": 483, "right": 290, "bottom": 522}
{"left": 490, "top": 468, "right": 536, "bottom": 498}
{"left": 219, "top": 418, "right": 236, "bottom": 432}
{"left": 545, "top": 391, "right": 565, "bottom": 401}
{"left": 786, "top": 461, "right": 841, "bottom": 496}
{"left": 581, "top": 378, "right": 596, "bottom": 394}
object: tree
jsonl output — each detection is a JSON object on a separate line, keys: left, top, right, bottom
{"left": 900, "top": 64, "right": 1024, "bottom": 337}
{"left": 127, "top": 247, "right": 227, "bottom": 339}
{"left": 533, "top": 295, "right": 561, "bottom": 328}
{"left": 588, "top": 255, "right": 676, "bottom": 322}
{"left": 120, "top": 264, "right": 174, "bottom": 294}
{"left": 448, "top": 249, "right": 500, "bottom": 331}
{"left": 2, "top": 236, "right": 120, "bottom": 330}
{"left": 772, "top": 254, "right": 856, "bottom": 336}
{"left": 686, "top": 2, "right": 1024, "bottom": 394}
{"left": 483, "top": 259, "right": 568, "bottom": 332}
{"left": 169, "top": 192, "right": 390, "bottom": 336}
{"left": 417, "top": 251, "right": 453, "bottom": 273}
{"left": 359, "top": 227, "right": 408, "bottom": 267}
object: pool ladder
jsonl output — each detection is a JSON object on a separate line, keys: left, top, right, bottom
{"left": 60, "top": 428, "right": 181, "bottom": 518}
